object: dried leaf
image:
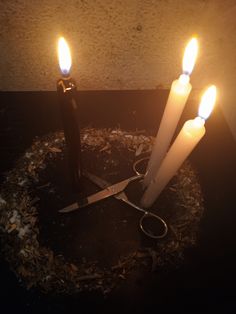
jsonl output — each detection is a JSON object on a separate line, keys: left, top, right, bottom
{"left": 49, "top": 147, "right": 62, "bottom": 153}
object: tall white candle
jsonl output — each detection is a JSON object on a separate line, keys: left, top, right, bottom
{"left": 141, "top": 86, "right": 217, "bottom": 208}
{"left": 143, "top": 38, "right": 198, "bottom": 188}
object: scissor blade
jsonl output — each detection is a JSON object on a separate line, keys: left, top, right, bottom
{"left": 84, "top": 171, "right": 131, "bottom": 203}
{"left": 83, "top": 170, "right": 110, "bottom": 189}
{"left": 60, "top": 172, "right": 111, "bottom": 213}
{"left": 59, "top": 185, "right": 115, "bottom": 213}
{"left": 59, "top": 175, "right": 137, "bottom": 213}
{"left": 59, "top": 202, "right": 81, "bottom": 213}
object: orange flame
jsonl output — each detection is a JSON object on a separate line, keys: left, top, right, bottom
{"left": 182, "top": 37, "right": 198, "bottom": 75}
{"left": 198, "top": 85, "right": 217, "bottom": 120}
{"left": 58, "top": 37, "right": 72, "bottom": 76}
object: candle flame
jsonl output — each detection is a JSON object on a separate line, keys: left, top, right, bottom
{"left": 198, "top": 85, "right": 217, "bottom": 120}
{"left": 182, "top": 37, "right": 198, "bottom": 76}
{"left": 58, "top": 37, "right": 72, "bottom": 76}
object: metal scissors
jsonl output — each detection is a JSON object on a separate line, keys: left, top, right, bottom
{"left": 59, "top": 170, "right": 168, "bottom": 239}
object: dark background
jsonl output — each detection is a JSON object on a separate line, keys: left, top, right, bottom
{"left": 0, "top": 90, "right": 236, "bottom": 313}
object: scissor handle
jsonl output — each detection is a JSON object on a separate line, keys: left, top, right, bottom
{"left": 133, "top": 157, "right": 149, "bottom": 176}
{"left": 121, "top": 183, "right": 168, "bottom": 240}
{"left": 139, "top": 211, "right": 168, "bottom": 239}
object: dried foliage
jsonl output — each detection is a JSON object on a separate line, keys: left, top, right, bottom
{"left": 0, "top": 128, "right": 204, "bottom": 295}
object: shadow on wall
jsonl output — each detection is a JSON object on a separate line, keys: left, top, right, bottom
{"left": 198, "top": 0, "right": 236, "bottom": 139}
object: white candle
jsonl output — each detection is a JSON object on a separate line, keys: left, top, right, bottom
{"left": 143, "top": 38, "right": 198, "bottom": 188}
{"left": 141, "top": 85, "right": 217, "bottom": 208}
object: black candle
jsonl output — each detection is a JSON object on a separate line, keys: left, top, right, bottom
{"left": 57, "top": 37, "right": 82, "bottom": 191}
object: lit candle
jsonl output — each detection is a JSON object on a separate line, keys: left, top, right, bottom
{"left": 57, "top": 37, "right": 82, "bottom": 191}
{"left": 141, "top": 85, "right": 217, "bottom": 208}
{"left": 143, "top": 38, "right": 198, "bottom": 188}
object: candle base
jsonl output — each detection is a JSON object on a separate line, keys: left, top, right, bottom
{"left": 0, "top": 127, "right": 204, "bottom": 295}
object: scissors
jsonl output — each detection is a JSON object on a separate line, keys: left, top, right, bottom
{"left": 59, "top": 169, "right": 168, "bottom": 239}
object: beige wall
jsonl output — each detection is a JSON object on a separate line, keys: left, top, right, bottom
{"left": 0, "top": 0, "right": 236, "bottom": 137}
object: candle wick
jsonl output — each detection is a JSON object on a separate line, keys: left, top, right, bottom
{"left": 197, "top": 115, "right": 206, "bottom": 122}
{"left": 182, "top": 70, "right": 190, "bottom": 76}
{"left": 62, "top": 72, "right": 70, "bottom": 78}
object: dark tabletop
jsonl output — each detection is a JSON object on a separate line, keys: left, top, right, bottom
{"left": 0, "top": 90, "right": 236, "bottom": 314}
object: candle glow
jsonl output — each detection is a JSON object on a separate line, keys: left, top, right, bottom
{"left": 58, "top": 37, "right": 72, "bottom": 76}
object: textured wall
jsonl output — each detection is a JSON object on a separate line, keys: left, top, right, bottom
{"left": 0, "top": 0, "right": 236, "bottom": 136}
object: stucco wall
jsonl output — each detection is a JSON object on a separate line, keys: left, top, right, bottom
{"left": 0, "top": 0, "right": 236, "bottom": 136}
